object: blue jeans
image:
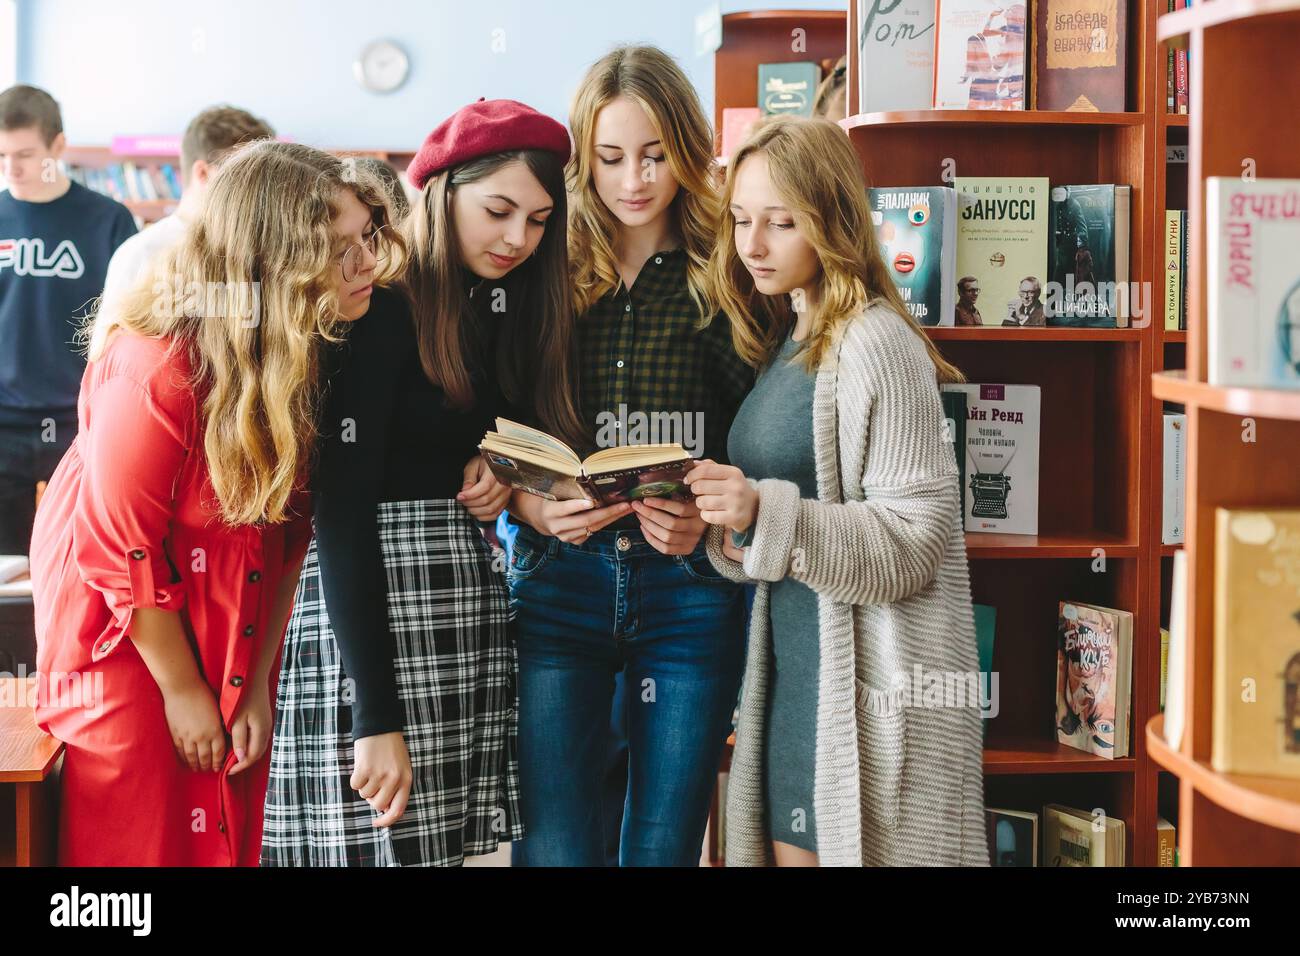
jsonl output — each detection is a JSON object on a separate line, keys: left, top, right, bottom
{"left": 509, "top": 522, "right": 745, "bottom": 866}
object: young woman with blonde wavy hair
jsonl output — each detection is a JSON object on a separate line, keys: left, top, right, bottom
{"left": 30, "top": 140, "right": 397, "bottom": 866}
{"left": 507, "top": 45, "right": 752, "bottom": 867}
{"left": 686, "top": 116, "right": 989, "bottom": 867}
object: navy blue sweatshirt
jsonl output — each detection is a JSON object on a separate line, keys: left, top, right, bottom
{"left": 0, "top": 181, "right": 137, "bottom": 425}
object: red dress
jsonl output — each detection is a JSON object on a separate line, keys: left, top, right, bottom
{"left": 30, "top": 331, "right": 312, "bottom": 866}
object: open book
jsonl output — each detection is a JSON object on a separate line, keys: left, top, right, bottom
{"left": 479, "top": 418, "right": 694, "bottom": 506}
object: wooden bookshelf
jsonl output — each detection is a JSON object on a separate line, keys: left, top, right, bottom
{"left": 847, "top": 0, "right": 1164, "bottom": 866}
{"left": 1143, "top": 0, "right": 1300, "bottom": 868}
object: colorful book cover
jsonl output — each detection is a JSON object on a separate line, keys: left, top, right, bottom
{"left": 1043, "top": 804, "right": 1125, "bottom": 866}
{"left": 986, "top": 808, "right": 1037, "bottom": 866}
{"left": 954, "top": 177, "right": 1050, "bottom": 327}
{"left": 758, "top": 62, "right": 820, "bottom": 118}
{"left": 1157, "top": 817, "right": 1176, "bottom": 867}
{"left": 933, "top": 0, "right": 1027, "bottom": 110}
{"left": 1206, "top": 178, "right": 1300, "bottom": 388}
{"left": 1056, "top": 600, "right": 1133, "bottom": 758}
{"left": 870, "top": 186, "right": 957, "bottom": 326}
{"left": 1046, "top": 184, "right": 1131, "bottom": 326}
{"left": 1212, "top": 508, "right": 1300, "bottom": 779}
{"left": 1031, "top": 0, "right": 1128, "bottom": 111}
{"left": 1162, "top": 412, "right": 1185, "bottom": 544}
{"left": 857, "top": 0, "right": 936, "bottom": 112}
{"left": 1163, "top": 209, "right": 1183, "bottom": 331}
{"left": 940, "top": 383, "right": 1040, "bottom": 535}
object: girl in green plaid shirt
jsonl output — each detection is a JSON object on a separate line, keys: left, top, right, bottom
{"left": 507, "top": 45, "right": 751, "bottom": 866}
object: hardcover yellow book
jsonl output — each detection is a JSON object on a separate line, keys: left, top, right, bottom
{"left": 954, "top": 177, "right": 1050, "bottom": 327}
{"left": 1212, "top": 508, "right": 1300, "bottom": 779}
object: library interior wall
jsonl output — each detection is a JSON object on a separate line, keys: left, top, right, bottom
{"left": 16, "top": 0, "right": 832, "bottom": 149}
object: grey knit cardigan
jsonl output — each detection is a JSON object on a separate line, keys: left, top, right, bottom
{"left": 705, "top": 302, "right": 990, "bottom": 867}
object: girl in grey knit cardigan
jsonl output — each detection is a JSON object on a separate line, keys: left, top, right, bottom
{"left": 685, "top": 117, "right": 990, "bottom": 866}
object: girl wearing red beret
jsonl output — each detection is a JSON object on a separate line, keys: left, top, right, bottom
{"left": 29, "top": 141, "right": 396, "bottom": 866}
{"left": 262, "top": 100, "right": 585, "bottom": 866}
{"left": 507, "top": 46, "right": 752, "bottom": 866}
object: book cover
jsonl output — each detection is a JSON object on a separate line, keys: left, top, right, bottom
{"left": 1162, "top": 412, "right": 1185, "bottom": 544}
{"left": 720, "top": 107, "right": 761, "bottom": 160}
{"left": 758, "top": 62, "right": 820, "bottom": 118}
{"left": 870, "top": 186, "right": 957, "bottom": 326}
{"left": 1031, "top": 0, "right": 1128, "bottom": 112}
{"left": 986, "top": 808, "right": 1037, "bottom": 866}
{"left": 933, "top": 0, "right": 1027, "bottom": 110}
{"left": 1207, "top": 178, "right": 1300, "bottom": 388}
{"left": 1174, "top": 0, "right": 1189, "bottom": 112}
{"left": 1160, "top": 627, "right": 1170, "bottom": 711}
{"left": 1156, "top": 817, "right": 1176, "bottom": 867}
{"left": 955, "top": 177, "right": 1050, "bottom": 327}
{"left": 1212, "top": 508, "right": 1300, "bottom": 779}
{"left": 1042, "top": 804, "right": 1125, "bottom": 866}
{"left": 1163, "top": 209, "right": 1183, "bottom": 331}
{"left": 1056, "top": 600, "right": 1133, "bottom": 758}
{"left": 857, "top": 0, "right": 936, "bottom": 112}
{"left": 1179, "top": 209, "right": 1187, "bottom": 329}
{"left": 1046, "top": 183, "right": 1131, "bottom": 326}
{"left": 941, "top": 383, "right": 1040, "bottom": 535}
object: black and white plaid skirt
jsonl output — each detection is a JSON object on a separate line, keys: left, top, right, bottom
{"left": 261, "top": 499, "right": 522, "bottom": 867}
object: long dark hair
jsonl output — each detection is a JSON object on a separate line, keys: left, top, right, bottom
{"left": 401, "top": 148, "right": 585, "bottom": 449}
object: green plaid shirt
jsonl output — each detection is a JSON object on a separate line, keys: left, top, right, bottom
{"left": 577, "top": 248, "right": 753, "bottom": 465}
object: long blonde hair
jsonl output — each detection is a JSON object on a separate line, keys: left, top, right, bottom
{"left": 709, "top": 116, "right": 963, "bottom": 384}
{"left": 85, "top": 140, "right": 408, "bottom": 526}
{"left": 568, "top": 45, "right": 720, "bottom": 321}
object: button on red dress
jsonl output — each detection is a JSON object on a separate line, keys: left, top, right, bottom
{"left": 30, "top": 330, "right": 312, "bottom": 866}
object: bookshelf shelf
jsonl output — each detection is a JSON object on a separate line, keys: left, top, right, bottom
{"left": 1146, "top": 716, "right": 1300, "bottom": 837}
{"left": 1162, "top": 114, "right": 1190, "bottom": 128}
{"left": 1160, "top": 544, "right": 1182, "bottom": 558}
{"left": 1158, "top": 0, "right": 1300, "bottom": 43}
{"left": 965, "top": 533, "right": 1139, "bottom": 560}
{"left": 842, "top": 109, "right": 1144, "bottom": 131}
{"left": 1153, "top": 370, "right": 1300, "bottom": 421}
{"left": 984, "top": 737, "right": 1137, "bottom": 775}
{"left": 1162, "top": 330, "right": 1187, "bottom": 343}
{"left": 927, "top": 327, "right": 1140, "bottom": 342}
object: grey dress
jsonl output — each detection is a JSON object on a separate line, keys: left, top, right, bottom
{"left": 726, "top": 333, "right": 820, "bottom": 852}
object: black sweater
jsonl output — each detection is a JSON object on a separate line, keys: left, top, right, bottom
{"left": 312, "top": 285, "right": 514, "bottom": 739}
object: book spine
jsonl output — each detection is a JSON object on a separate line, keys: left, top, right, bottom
{"left": 1162, "top": 415, "right": 1186, "bottom": 544}
{"left": 1167, "top": 2, "right": 1176, "bottom": 112}
{"left": 1179, "top": 209, "right": 1188, "bottom": 329}
{"left": 1164, "top": 210, "right": 1182, "bottom": 331}
{"left": 1174, "top": 0, "right": 1189, "bottom": 113}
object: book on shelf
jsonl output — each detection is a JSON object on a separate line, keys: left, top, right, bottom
{"left": 1043, "top": 803, "right": 1125, "bottom": 866}
{"left": 1160, "top": 626, "right": 1170, "bottom": 712}
{"left": 1173, "top": 0, "right": 1190, "bottom": 114}
{"left": 1031, "top": 0, "right": 1128, "bottom": 112}
{"left": 1156, "top": 817, "right": 1176, "bottom": 867}
{"left": 1212, "top": 508, "right": 1300, "bottom": 780}
{"left": 758, "top": 62, "right": 820, "bottom": 118}
{"left": 720, "top": 107, "right": 761, "bottom": 161}
{"left": 1162, "top": 412, "right": 1186, "bottom": 544}
{"left": 954, "top": 177, "right": 1050, "bottom": 327}
{"left": 1164, "top": 549, "right": 1188, "bottom": 749}
{"left": 940, "top": 382, "right": 1040, "bottom": 535}
{"left": 1055, "top": 600, "right": 1133, "bottom": 759}
{"left": 856, "top": 0, "right": 935, "bottom": 112}
{"left": 1206, "top": 177, "right": 1300, "bottom": 389}
{"left": 479, "top": 419, "right": 693, "bottom": 507}
{"left": 67, "top": 161, "right": 182, "bottom": 204}
{"left": 0, "top": 554, "right": 31, "bottom": 598}
{"left": 932, "top": 0, "right": 1027, "bottom": 110}
{"left": 986, "top": 808, "right": 1037, "bottom": 866}
{"left": 1163, "top": 209, "right": 1185, "bottom": 332}
{"left": 1046, "top": 184, "right": 1131, "bottom": 327}
{"left": 869, "top": 186, "right": 957, "bottom": 327}
{"left": 973, "top": 602, "right": 996, "bottom": 735}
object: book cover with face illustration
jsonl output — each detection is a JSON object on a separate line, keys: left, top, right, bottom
{"left": 1056, "top": 601, "right": 1133, "bottom": 759}
{"left": 954, "top": 177, "right": 1049, "bottom": 327}
{"left": 870, "top": 186, "right": 957, "bottom": 326}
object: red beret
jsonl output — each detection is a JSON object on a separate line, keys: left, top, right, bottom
{"left": 406, "top": 98, "right": 571, "bottom": 190}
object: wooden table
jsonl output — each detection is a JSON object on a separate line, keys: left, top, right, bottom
{"left": 0, "top": 676, "right": 63, "bottom": 866}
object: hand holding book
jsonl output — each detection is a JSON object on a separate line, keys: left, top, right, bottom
{"left": 685, "top": 460, "right": 760, "bottom": 537}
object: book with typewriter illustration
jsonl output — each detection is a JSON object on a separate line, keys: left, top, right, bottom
{"left": 941, "top": 383, "right": 1040, "bottom": 535}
